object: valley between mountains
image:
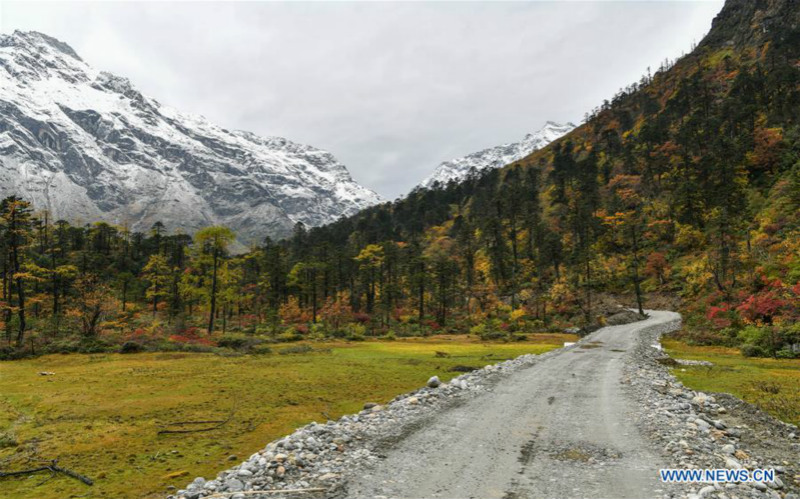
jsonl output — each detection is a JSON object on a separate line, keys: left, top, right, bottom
{"left": 2, "top": 0, "right": 800, "bottom": 498}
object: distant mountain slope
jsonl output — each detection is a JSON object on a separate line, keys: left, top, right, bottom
{"left": 290, "top": 0, "right": 800, "bottom": 330}
{"left": 417, "top": 121, "right": 575, "bottom": 190}
{"left": 0, "top": 31, "right": 382, "bottom": 242}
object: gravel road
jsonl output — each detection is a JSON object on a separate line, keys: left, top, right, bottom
{"left": 173, "top": 309, "right": 798, "bottom": 499}
{"left": 345, "top": 311, "right": 682, "bottom": 499}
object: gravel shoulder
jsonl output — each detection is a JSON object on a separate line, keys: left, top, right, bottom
{"left": 171, "top": 311, "right": 799, "bottom": 499}
{"left": 625, "top": 315, "right": 800, "bottom": 499}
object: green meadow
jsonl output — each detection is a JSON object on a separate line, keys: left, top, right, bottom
{"left": 663, "top": 339, "right": 800, "bottom": 426}
{"left": 0, "top": 334, "right": 572, "bottom": 499}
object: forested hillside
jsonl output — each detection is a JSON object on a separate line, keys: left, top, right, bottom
{"left": 2, "top": 0, "right": 799, "bottom": 358}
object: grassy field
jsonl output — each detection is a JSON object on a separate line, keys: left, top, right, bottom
{"left": 663, "top": 339, "right": 800, "bottom": 426}
{"left": 0, "top": 334, "right": 573, "bottom": 499}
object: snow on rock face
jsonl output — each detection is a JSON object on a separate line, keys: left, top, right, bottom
{"left": 0, "top": 30, "right": 382, "bottom": 243}
{"left": 417, "top": 121, "right": 576, "bottom": 191}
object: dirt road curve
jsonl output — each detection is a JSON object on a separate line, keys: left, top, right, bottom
{"left": 345, "top": 311, "right": 682, "bottom": 499}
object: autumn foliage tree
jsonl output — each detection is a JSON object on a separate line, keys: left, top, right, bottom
{"left": 68, "top": 274, "right": 114, "bottom": 338}
{"left": 193, "top": 226, "right": 235, "bottom": 334}
{"left": 5, "top": 4, "right": 800, "bottom": 358}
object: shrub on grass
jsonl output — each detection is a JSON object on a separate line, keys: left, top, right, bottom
{"left": 741, "top": 344, "right": 767, "bottom": 358}
{"left": 0, "top": 346, "right": 26, "bottom": 360}
{"left": 276, "top": 329, "right": 304, "bottom": 342}
{"left": 120, "top": 341, "right": 145, "bottom": 354}
{"left": 520, "top": 319, "right": 546, "bottom": 334}
{"left": 40, "top": 337, "right": 83, "bottom": 354}
{"left": 217, "top": 333, "right": 252, "bottom": 350}
{"left": 250, "top": 344, "right": 273, "bottom": 355}
{"left": 308, "top": 323, "right": 326, "bottom": 340}
{"left": 345, "top": 323, "right": 366, "bottom": 341}
{"left": 156, "top": 340, "right": 216, "bottom": 353}
{"left": 473, "top": 321, "right": 507, "bottom": 341}
{"left": 775, "top": 348, "right": 798, "bottom": 359}
{"left": 480, "top": 330, "right": 508, "bottom": 341}
{"left": 396, "top": 324, "right": 422, "bottom": 337}
{"left": 255, "top": 325, "right": 276, "bottom": 336}
{"left": 77, "top": 339, "right": 113, "bottom": 354}
{"left": 737, "top": 325, "right": 770, "bottom": 346}
{"left": 329, "top": 328, "right": 348, "bottom": 339}
{"left": 469, "top": 323, "right": 487, "bottom": 336}
{"left": 278, "top": 344, "right": 313, "bottom": 355}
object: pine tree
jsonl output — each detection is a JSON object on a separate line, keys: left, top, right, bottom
{"left": 142, "top": 254, "right": 171, "bottom": 317}
{"left": 0, "top": 197, "right": 34, "bottom": 345}
{"left": 194, "top": 226, "right": 235, "bottom": 334}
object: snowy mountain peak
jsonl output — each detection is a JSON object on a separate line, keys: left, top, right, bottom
{"left": 526, "top": 121, "right": 574, "bottom": 138}
{"left": 417, "top": 121, "right": 575, "bottom": 191}
{"left": 3, "top": 30, "right": 83, "bottom": 61}
{"left": 0, "top": 31, "right": 382, "bottom": 243}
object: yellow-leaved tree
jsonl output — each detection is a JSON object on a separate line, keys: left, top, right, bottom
{"left": 192, "top": 226, "right": 235, "bottom": 334}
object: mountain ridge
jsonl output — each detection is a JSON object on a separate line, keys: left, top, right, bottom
{"left": 285, "top": 0, "right": 800, "bottom": 339}
{"left": 0, "top": 30, "right": 383, "bottom": 243}
{"left": 417, "top": 121, "right": 575, "bottom": 191}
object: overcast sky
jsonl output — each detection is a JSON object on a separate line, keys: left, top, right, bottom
{"left": 1, "top": 1, "right": 723, "bottom": 199}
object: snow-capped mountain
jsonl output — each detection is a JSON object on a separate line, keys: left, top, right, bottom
{"left": 417, "top": 121, "right": 576, "bottom": 190}
{"left": 0, "top": 31, "right": 382, "bottom": 243}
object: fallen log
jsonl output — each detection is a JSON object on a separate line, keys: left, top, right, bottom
{"left": 0, "top": 460, "right": 93, "bottom": 486}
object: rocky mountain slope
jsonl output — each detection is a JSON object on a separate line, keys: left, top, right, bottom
{"left": 416, "top": 121, "right": 575, "bottom": 190}
{"left": 0, "top": 31, "right": 382, "bottom": 243}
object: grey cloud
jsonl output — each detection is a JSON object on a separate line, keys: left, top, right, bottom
{"left": 0, "top": 1, "right": 723, "bottom": 198}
